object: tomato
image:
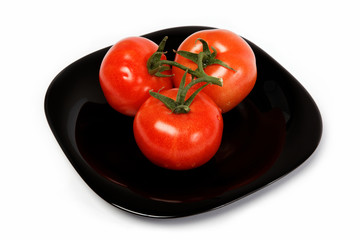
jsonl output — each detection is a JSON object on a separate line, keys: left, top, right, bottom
{"left": 172, "top": 29, "right": 257, "bottom": 113}
{"left": 133, "top": 88, "right": 223, "bottom": 170}
{"left": 99, "top": 37, "right": 172, "bottom": 116}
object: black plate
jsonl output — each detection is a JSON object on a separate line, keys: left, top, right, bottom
{"left": 44, "top": 26, "right": 322, "bottom": 218}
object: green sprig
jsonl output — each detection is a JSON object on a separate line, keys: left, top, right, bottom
{"left": 149, "top": 70, "right": 222, "bottom": 114}
{"left": 147, "top": 36, "right": 236, "bottom": 81}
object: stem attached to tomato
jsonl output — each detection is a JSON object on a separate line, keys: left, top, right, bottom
{"left": 147, "top": 36, "right": 236, "bottom": 80}
{"left": 146, "top": 36, "right": 172, "bottom": 78}
{"left": 147, "top": 36, "right": 235, "bottom": 113}
{"left": 149, "top": 70, "right": 223, "bottom": 114}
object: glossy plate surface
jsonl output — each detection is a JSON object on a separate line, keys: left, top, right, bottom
{"left": 44, "top": 26, "right": 322, "bottom": 218}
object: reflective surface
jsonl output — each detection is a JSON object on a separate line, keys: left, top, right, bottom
{"left": 44, "top": 26, "right": 322, "bottom": 218}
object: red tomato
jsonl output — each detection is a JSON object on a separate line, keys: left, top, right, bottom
{"left": 133, "top": 89, "right": 223, "bottom": 170}
{"left": 172, "top": 29, "right": 257, "bottom": 113}
{"left": 99, "top": 37, "right": 172, "bottom": 116}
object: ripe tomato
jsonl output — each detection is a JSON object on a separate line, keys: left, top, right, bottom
{"left": 133, "top": 89, "right": 223, "bottom": 170}
{"left": 172, "top": 29, "right": 257, "bottom": 113}
{"left": 99, "top": 37, "right": 172, "bottom": 116}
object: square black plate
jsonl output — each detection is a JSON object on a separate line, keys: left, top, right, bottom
{"left": 44, "top": 26, "right": 322, "bottom": 218}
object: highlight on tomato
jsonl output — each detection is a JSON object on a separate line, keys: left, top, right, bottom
{"left": 172, "top": 29, "right": 257, "bottom": 113}
{"left": 99, "top": 37, "right": 172, "bottom": 116}
{"left": 133, "top": 71, "right": 223, "bottom": 170}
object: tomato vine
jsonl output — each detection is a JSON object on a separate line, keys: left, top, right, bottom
{"left": 147, "top": 36, "right": 236, "bottom": 114}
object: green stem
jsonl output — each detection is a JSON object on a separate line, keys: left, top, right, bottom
{"left": 177, "top": 76, "right": 222, "bottom": 105}
{"left": 147, "top": 36, "right": 234, "bottom": 114}
{"left": 157, "top": 59, "right": 200, "bottom": 77}
{"left": 196, "top": 52, "right": 206, "bottom": 74}
{"left": 147, "top": 36, "right": 235, "bottom": 80}
{"left": 149, "top": 70, "right": 222, "bottom": 114}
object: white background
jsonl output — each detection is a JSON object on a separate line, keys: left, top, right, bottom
{"left": 1, "top": 0, "right": 359, "bottom": 239}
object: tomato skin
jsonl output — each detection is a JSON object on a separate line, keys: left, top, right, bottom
{"left": 134, "top": 89, "right": 223, "bottom": 170}
{"left": 173, "top": 29, "right": 257, "bottom": 113}
{"left": 99, "top": 37, "right": 172, "bottom": 116}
